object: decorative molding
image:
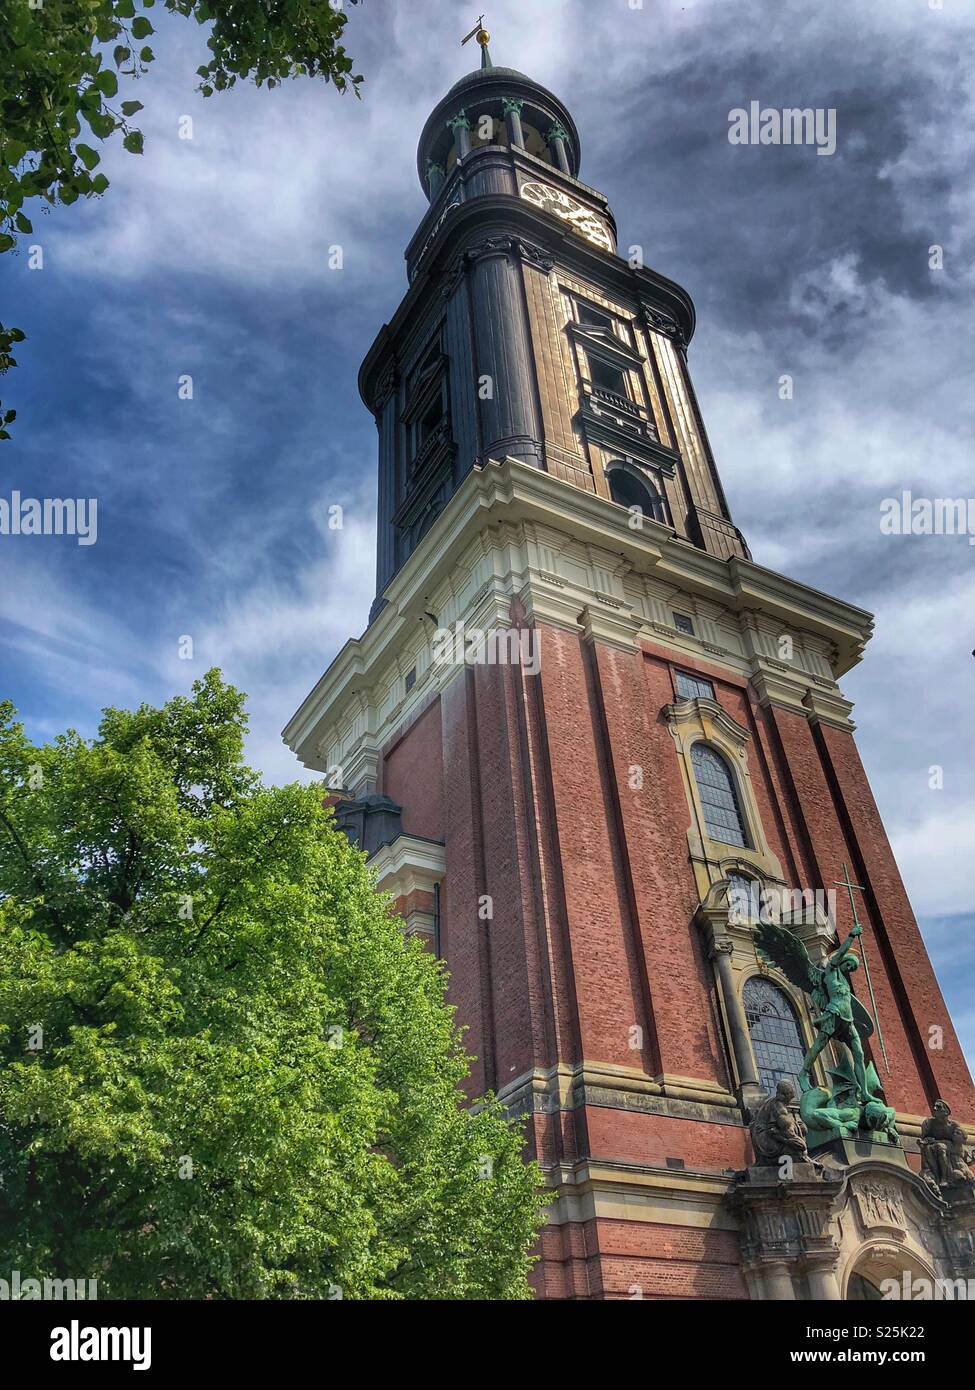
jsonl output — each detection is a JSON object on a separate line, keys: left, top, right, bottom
{"left": 412, "top": 197, "right": 462, "bottom": 278}
{"left": 663, "top": 695, "right": 750, "bottom": 752}
{"left": 373, "top": 363, "right": 399, "bottom": 411}
{"left": 442, "top": 234, "right": 555, "bottom": 298}
{"left": 282, "top": 458, "right": 873, "bottom": 777}
{"left": 639, "top": 298, "right": 688, "bottom": 350}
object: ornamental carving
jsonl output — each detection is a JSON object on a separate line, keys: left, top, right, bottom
{"left": 442, "top": 237, "right": 555, "bottom": 298}
{"left": 373, "top": 364, "right": 399, "bottom": 411}
{"left": 640, "top": 299, "right": 688, "bottom": 349}
{"left": 854, "top": 1180, "right": 905, "bottom": 1231}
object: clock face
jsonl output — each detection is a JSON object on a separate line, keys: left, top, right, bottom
{"left": 520, "top": 180, "right": 614, "bottom": 253}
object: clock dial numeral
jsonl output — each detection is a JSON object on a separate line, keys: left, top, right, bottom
{"left": 520, "top": 180, "right": 613, "bottom": 252}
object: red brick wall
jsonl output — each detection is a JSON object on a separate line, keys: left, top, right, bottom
{"left": 536, "top": 1218, "right": 748, "bottom": 1300}
{"left": 583, "top": 1107, "right": 750, "bottom": 1171}
{"left": 378, "top": 620, "right": 974, "bottom": 1295}
{"left": 381, "top": 697, "right": 445, "bottom": 843}
{"left": 591, "top": 642, "right": 728, "bottom": 1083}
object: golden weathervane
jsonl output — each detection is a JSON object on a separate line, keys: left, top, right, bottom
{"left": 461, "top": 16, "right": 491, "bottom": 51}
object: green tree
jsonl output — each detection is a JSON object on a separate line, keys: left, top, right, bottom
{"left": 0, "top": 0, "right": 363, "bottom": 439}
{"left": 0, "top": 671, "right": 545, "bottom": 1299}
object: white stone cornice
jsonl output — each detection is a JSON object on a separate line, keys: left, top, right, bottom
{"left": 282, "top": 457, "right": 874, "bottom": 772}
{"left": 749, "top": 665, "right": 857, "bottom": 733}
{"left": 369, "top": 834, "right": 447, "bottom": 898}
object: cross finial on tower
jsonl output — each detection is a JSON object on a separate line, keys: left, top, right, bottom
{"left": 461, "top": 15, "right": 493, "bottom": 69}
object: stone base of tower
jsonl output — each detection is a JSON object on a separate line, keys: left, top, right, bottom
{"left": 512, "top": 1088, "right": 753, "bottom": 1299}
{"left": 534, "top": 1210, "right": 748, "bottom": 1300}
{"left": 520, "top": 1113, "right": 975, "bottom": 1301}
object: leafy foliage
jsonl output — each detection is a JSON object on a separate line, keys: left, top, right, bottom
{"left": 0, "top": 672, "right": 545, "bottom": 1299}
{"left": 0, "top": 0, "right": 362, "bottom": 436}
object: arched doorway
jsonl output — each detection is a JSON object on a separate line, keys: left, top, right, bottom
{"left": 843, "top": 1244, "right": 938, "bottom": 1301}
{"left": 847, "top": 1270, "right": 886, "bottom": 1300}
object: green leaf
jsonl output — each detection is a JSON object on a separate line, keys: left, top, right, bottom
{"left": 76, "top": 143, "right": 100, "bottom": 171}
{"left": 14, "top": 213, "right": 32, "bottom": 234}
{"left": 131, "top": 17, "right": 153, "bottom": 38}
{"left": 120, "top": 101, "right": 144, "bottom": 117}
{"left": 87, "top": 112, "right": 115, "bottom": 139}
{"left": 0, "top": 234, "right": 16, "bottom": 252}
{"left": 91, "top": 174, "right": 110, "bottom": 195}
{"left": 123, "top": 130, "right": 144, "bottom": 155}
{"left": 139, "top": 47, "right": 155, "bottom": 63}
{"left": 96, "top": 71, "right": 119, "bottom": 98}
{"left": 114, "top": 46, "right": 131, "bottom": 67}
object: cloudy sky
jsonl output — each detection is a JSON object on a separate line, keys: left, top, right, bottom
{"left": 1, "top": 0, "right": 973, "bottom": 1064}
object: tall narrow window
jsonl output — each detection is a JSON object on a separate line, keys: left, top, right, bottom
{"left": 743, "top": 977, "right": 806, "bottom": 1096}
{"left": 690, "top": 742, "right": 748, "bottom": 847}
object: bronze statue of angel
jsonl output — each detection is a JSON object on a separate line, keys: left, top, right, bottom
{"left": 754, "top": 920, "right": 872, "bottom": 1103}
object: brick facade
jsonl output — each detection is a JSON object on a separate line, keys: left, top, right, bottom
{"left": 373, "top": 621, "right": 974, "bottom": 1296}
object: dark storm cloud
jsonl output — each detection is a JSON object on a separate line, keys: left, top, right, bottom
{"left": 588, "top": 12, "right": 965, "bottom": 343}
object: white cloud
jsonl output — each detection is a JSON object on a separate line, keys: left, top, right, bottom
{"left": 893, "top": 813, "right": 975, "bottom": 920}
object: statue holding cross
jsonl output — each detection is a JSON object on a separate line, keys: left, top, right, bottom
{"left": 796, "top": 921, "right": 870, "bottom": 1098}
{"left": 753, "top": 864, "right": 899, "bottom": 1148}
{"left": 834, "top": 861, "right": 889, "bottom": 1074}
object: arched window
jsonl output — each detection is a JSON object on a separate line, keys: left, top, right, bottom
{"left": 607, "top": 466, "right": 667, "bottom": 523}
{"left": 743, "top": 977, "right": 806, "bottom": 1095}
{"left": 690, "top": 743, "right": 748, "bottom": 847}
{"left": 727, "top": 871, "right": 757, "bottom": 921}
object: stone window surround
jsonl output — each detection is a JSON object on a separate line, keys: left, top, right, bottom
{"left": 663, "top": 694, "right": 784, "bottom": 884}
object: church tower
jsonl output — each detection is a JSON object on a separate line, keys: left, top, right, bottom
{"left": 284, "top": 30, "right": 975, "bottom": 1300}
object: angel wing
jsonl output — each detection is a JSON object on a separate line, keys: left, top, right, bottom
{"left": 753, "top": 920, "right": 820, "bottom": 997}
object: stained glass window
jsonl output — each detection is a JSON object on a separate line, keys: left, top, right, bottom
{"left": 743, "top": 976, "right": 806, "bottom": 1096}
{"left": 691, "top": 742, "right": 748, "bottom": 846}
